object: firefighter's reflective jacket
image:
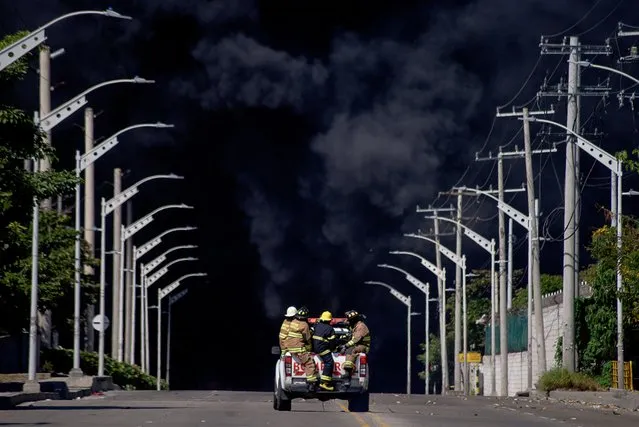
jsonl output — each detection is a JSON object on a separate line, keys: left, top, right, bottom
{"left": 345, "top": 320, "right": 371, "bottom": 352}
{"left": 285, "top": 318, "right": 312, "bottom": 353}
{"left": 312, "top": 322, "right": 337, "bottom": 356}
{"left": 279, "top": 319, "right": 292, "bottom": 350}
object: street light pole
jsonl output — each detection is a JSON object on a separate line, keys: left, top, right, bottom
{"left": 166, "top": 288, "right": 189, "bottom": 389}
{"left": 401, "top": 234, "right": 470, "bottom": 394}
{"left": 98, "top": 202, "right": 192, "bottom": 376}
{"left": 73, "top": 132, "right": 174, "bottom": 373}
{"left": 0, "top": 8, "right": 132, "bottom": 72}
{"left": 120, "top": 228, "right": 196, "bottom": 365}
{"left": 387, "top": 250, "right": 446, "bottom": 395}
{"left": 365, "top": 281, "right": 412, "bottom": 396}
{"left": 156, "top": 273, "right": 207, "bottom": 390}
{"left": 132, "top": 245, "right": 197, "bottom": 365}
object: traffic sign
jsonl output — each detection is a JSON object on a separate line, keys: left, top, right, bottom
{"left": 92, "top": 314, "right": 110, "bottom": 332}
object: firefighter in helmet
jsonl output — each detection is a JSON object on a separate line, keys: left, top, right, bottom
{"left": 278, "top": 306, "right": 297, "bottom": 355}
{"left": 285, "top": 306, "right": 318, "bottom": 391}
{"left": 312, "top": 311, "right": 338, "bottom": 391}
{"left": 338, "top": 309, "right": 371, "bottom": 384}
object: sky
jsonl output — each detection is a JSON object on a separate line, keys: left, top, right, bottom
{"left": 2, "top": 0, "right": 639, "bottom": 392}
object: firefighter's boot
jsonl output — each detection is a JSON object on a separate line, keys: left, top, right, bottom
{"left": 340, "top": 368, "right": 353, "bottom": 386}
{"left": 319, "top": 380, "right": 334, "bottom": 391}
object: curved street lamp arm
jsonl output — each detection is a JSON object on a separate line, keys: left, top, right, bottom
{"left": 124, "top": 204, "right": 193, "bottom": 241}
{"left": 576, "top": 60, "right": 639, "bottom": 86}
{"left": 135, "top": 227, "right": 197, "bottom": 258}
{"left": 144, "top": 245, "right": 198, "bottom": 276}
{"left": 145, "top": 258, "right": 199, "bottom": 288}
{"left": 159, "top": 273, "right": 207, "bottom": 300}
{"left": 40, "top": 78, "right": 154, "bottom": 131}
{"left": 104, "top": 174, "right": 184, "bottom": 215}
{"left": 364, "top": 281, "right": 410, "bottom": 306}
{"left": 524, "top": 116, "right": 620, "bottom": 174}
{"left": 446, "top": 186, "right": 530, "bottom": 230}
{"left": 0, "top": 9, "right": 132, "bottom": 72}
{"left": 80, "top": 123, "right": 174, "bottom": 171}
{"left": 403, "top": 233, "right": 464, "bottom": 267}
{"left": 424, "top": 216, "right": 494, "bottom": 254}
{"left": 389, "top": 251, "right": 445, "bottom": 281}
{"left": 163, "top": 257, "right": 198, "bottom": 271}
{"left": 378, "top": 264, "right": 429, "bottom": 294}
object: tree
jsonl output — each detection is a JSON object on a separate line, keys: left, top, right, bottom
{"left": 0, "top": 34, "right": 97, "bottom": 336}
{"left": 510, "top": 273, "right": 563, "bottom": 312}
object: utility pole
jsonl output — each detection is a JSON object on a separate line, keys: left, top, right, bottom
{"left": 83, "top": 108, "right": 95, "bottom": 354}
{"left": 124, "top": 200, "right": 134, "bottom": 364}
{"left": 496, "top": 151, "right": 508, "bottom": 397}
{"left": 523, "top": 107, "right": 546, "bottom": 375}
{"left": 539, "top": 35, "right": 611, "bottom": 371}
{"left": 111, "top": 168, "right": 123, "bottom": 359}
{"left": 455, "top": 193, "right": 463, "bottom": 392}
{"left": 416, "top": 205, "right": 455, "bottom": 393}
{"left": 475, "top": 122, "right": 556, "bottom": 393}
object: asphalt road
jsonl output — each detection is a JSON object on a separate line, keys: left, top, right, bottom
{"left": 2, "top": 390, "right": 639, "bottom": 427}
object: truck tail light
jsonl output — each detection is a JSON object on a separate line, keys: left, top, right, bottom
{"left": 359, "top": 354, "right": 367, "bottom": 377}
{"left": 285, "top": 355, "right": 292, "bottom": 377}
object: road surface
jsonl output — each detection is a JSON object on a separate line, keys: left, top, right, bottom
{"left": 2, "top": 390, "right": 638, "bottom": 426}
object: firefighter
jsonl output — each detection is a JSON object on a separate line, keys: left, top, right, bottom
{"left": 286, "top": 306, "right": 318, "bottom": 391}
{"left": 278, "top": 306, "right": 297, "bottom": 355}
{"left": 312, "top": 311, "right": 337, "bottom": 391}
{"left": 338, "top": 309, "right": 371, "bottom": 384}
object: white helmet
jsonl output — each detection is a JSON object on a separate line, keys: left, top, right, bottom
{"left": 285, "top": 306, "right": 298, "bottom": 317}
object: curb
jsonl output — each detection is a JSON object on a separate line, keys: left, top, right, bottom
{"left": 0, "top": 392, "right": 60, "bottom": 410}
{"left": 542, "top": 390, "right": 639, "bottom": 412}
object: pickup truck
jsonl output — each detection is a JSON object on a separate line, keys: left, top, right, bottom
{"left": 272, "top": 317, "right": 370, "bottom": 412}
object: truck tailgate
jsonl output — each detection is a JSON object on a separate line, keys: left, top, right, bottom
{"left": 291, "top": 353, "right": 354, "bottom": 379}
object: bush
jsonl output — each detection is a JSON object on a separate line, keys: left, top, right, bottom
{"left": 41, "top": 348, "right": 167, "bottom": 390}
{"left": 538, "top": 368, "right": 601, "bottom": 392}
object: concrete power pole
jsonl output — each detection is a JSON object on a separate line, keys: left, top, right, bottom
{"left": 111, "top": 169, "right": 123, "bottom": 359}
{"left": 523, "top": 108, "right": 546, "bottom": 376}
{"left": 38, "top": 45, "right": 53, "bottom": 350}
{"left": 433, "top": 213, "right": 448, "bottom": 393}
{"left": 454, "top": 193, "right": 462, "bottom": 393}
{"left": 83, "top": 108, "right": 96, "bottom": 352}
{"left": 496, "top": 153, "right": 509, "bottom": 397}
{"left": 124, "top": 201, "right": 134, "bottom": 364}
{"left": 538, "top": 35, "right": 611, "bottom": 372}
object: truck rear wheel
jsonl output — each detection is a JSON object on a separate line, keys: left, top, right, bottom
{"left": 273, "top": 383, "right": 291, "bottom": 411}
{"left": 348, "top": 391, "right": 369, "bottom": 412}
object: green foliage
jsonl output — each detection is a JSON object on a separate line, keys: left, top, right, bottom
{"left": 0, "top": 31, "right": 31, "bottom": 81}
{"left": 0, "top": 33, "right": 90, "bottom": 335}
{"left": 510, "top": 274, "right": 563, "bottom": 312}
{"left": 538, "top": 368, "right": 601, "bottom": 392}
{"left": 41, "top": 348, "right": 167, "bottom": 390}
{"left": 417, "top": 334, "right": 441, "bottom": 380}
{"left": 554, "top": 336, "right": 563, "bottom": 368}
{"left": 617, "top": 149, "right": 639, "bottom": 174}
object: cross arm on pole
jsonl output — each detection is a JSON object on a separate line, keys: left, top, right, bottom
{"left": 424, "top": 216, "right": 493, "bottom": 254}
{"left": 147, "top": 258, "right": 198, "bottom": 288}
{"left": 0, "top": 9, "right": 132, "bottom": 72}
{"left": 144, "top": 245, "right": 198, "bottom": 276}
{"left": 449, "top": 186, "right": 531, "bottom": 230}
{"left": 169, "top": 289, "right": 189, "bottom": 306}
{"left": 136, "top": 227, "right": 197, "bottom": 258}
{"left": 365, "top": 281, "right": 410, "bottom": 306}
{"left": 377, "top": 264, "right": 428, "bottom": 294}
{"left": 124, "top": 204, "right": 193, "bottom": 241}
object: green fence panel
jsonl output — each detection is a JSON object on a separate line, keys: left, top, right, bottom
{"left": 484, "top": 314, "right": 528, "bottom": 355}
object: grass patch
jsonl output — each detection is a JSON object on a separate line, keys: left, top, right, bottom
{"left": 538, "top": 368, "right": 601, "bottom": 392}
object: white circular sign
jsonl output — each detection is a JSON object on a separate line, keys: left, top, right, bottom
{"left": 92, "top": 314, "right": 110, "bottom": 332}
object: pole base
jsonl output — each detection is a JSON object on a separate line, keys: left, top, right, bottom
{"left": 68, "top": 367, "right": 84, "bottom": 378}
{"left": 22, "top": 380, "right": 41, "bottom": 393}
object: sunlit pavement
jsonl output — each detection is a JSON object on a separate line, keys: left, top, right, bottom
{"left": 2, "top": 390, "right": 639, "bottom": 427}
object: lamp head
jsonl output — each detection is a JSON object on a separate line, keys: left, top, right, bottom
{"left": 132, "top": 76, "right": 155, "bottom": 84}
{"left": 103, "top": 8, "right": 133, "bottom": 20}
{"left": 155, "top": 122, "right": 175, "bottom": 128}
{"left": 180, "top": 204, "right": 194, "bottom": 209}
{"left": 167, "top": 174, "right": 184, "bottom": 179}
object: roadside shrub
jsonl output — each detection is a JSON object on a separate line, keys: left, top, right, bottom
{"left": 538, "top": 368, "right": 601, "bottom": 392}
{"left": 41, "top": 348, "right": 167, "bottom": 390}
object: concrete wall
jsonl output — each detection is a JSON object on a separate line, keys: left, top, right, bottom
{"left": 480, "top": 284, "right": 591, "bottom": 396}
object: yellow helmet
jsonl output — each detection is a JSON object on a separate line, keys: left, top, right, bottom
{"left": 319, "top": 311, "right": 333, "bottom": 322}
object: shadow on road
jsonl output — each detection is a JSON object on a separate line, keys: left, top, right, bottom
{"left": 12, "top": 406, "right": 176, "bottom": 411}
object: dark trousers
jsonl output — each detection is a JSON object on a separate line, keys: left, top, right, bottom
{"left": 319, "top": 352, "right": 334, "bottom": 382}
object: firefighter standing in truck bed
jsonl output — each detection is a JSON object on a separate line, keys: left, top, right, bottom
{"left": 312, "top": 311, "right": 338, "bottom": 391}
{"left": 284, "top": 306, "right": 318, "bottom": 391}
{"left": 278, "top": 306, "right": 297, "bottom": 354}
{"left": 339, "top": 310, "right": 371, "bottom": 384}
